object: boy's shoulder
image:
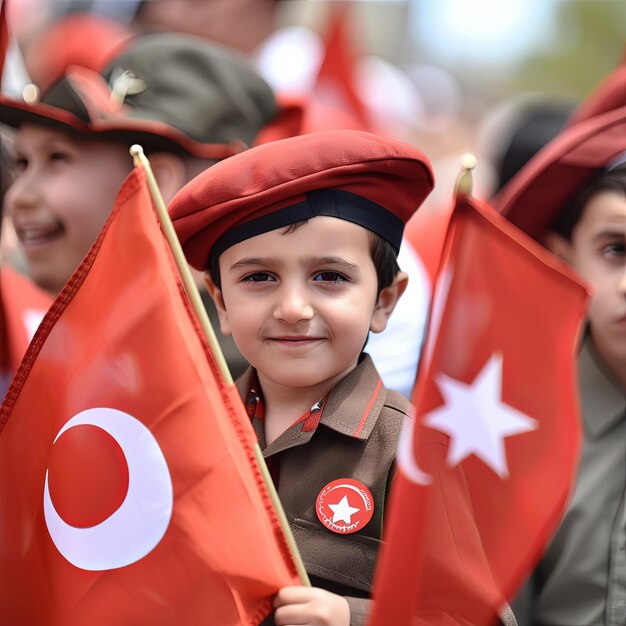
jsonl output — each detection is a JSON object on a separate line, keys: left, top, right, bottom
{"left": 323, "top": 354, "right": 411, "bottom": 440}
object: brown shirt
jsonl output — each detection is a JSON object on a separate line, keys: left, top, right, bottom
{"left": 236, "top": 354, "right": 411, "bottom": 626}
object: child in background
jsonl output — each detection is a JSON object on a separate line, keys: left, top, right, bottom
{"left": 0, "top": 31, "right": 277, "bottom": 297}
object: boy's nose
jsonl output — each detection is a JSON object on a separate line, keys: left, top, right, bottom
{"left": 272, "top": 284, "right": 314, "bottom": 323}
{"left": 5, "top": 171, "right": 40, "bottom": 215}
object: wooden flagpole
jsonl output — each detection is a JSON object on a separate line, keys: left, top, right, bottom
{"left": 130, "top": 144, "right": 310, "bottom": 587}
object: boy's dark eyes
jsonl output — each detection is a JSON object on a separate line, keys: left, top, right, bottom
{"left": 240, "top": 271, "right": 348, "bottom": 284}
{"left": 49, "top": 151, "right": 70, "bottom": 162}
{"left": 603, "top": 242, "right": 625, "bottom": 257}
{"left": 10, "top": 151, "right": 69, "bottom": 171}
{"left": 241, "top": 272, "right": 274, "bottom": 283}
{"left": 312, "top": 271, "right": 347, "bottom": 283}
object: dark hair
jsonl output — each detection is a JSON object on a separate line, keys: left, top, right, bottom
{"left": 209, "top": 220, "right": 401, "bottom": 292}
{"left": 368, "top": 231, "right": 401, "bottom": 291}
{"left": 549, "top": 162, "right": 626, "bottom": 240}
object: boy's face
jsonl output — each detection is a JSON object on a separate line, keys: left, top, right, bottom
{"left": 5, "top": 124, "right": 132, "bottom": 295}
{"left": 549, "top": 189, "right": 626, "bottom": 376}
{"left": 207, "top": 216, "right": 406, "bottom": 395}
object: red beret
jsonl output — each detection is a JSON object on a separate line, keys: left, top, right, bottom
{"left": 169, "top": 129, "right": 434, "bottom": 270}
{"left": 493, "top": 107, "right": 626, "bottom": 238}
{"left": 493, "top": 55, "right": 626, "bottom": 239}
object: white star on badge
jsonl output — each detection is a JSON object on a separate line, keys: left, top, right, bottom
{"left": 424, "top": 352, "right": 537, "bottom": 478}
{"left": 328, "top": 496, "right": 360, "bottom": 524}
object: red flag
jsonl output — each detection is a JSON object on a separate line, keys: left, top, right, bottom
{"left": 314, "top": 2, "right": 371, "bottom": 130}
{"left": 0, "top": 268, "right": 52, "bottom": 393}
{"left": 0, "top": 0, "right": 7, "bottom": 88}
{"left": 0, "top": 167, "right": 301, "bottom": 625}
{"left": 368, "top": 193, "right": 588, "bottom": 625}
{"left": 404, "top": 203, "right": 452, "bottom": 285}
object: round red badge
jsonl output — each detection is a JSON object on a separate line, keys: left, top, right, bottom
{"left": 316, "top": 478, "right": 374, "bottom": 534}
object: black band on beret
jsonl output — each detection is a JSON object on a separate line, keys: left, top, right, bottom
{"left": 209, "top": 188, "right": 404, "bottom": 269}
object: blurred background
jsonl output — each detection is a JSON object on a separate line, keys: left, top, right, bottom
{"left": 2, "top": 0, "right": 626, "bottom": 205}
{"left": 2, "top": 0, "right": 625, "bottom": 383}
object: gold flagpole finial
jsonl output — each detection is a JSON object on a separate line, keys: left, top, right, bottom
{"left": 454, "top": 153, "right": 477, "bottom": 196}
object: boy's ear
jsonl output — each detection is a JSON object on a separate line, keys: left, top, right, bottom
{"left": 203, "top": 273, "right": 232, "bottom": 336}
{"left": 370, "top": 271, "right": 409, "bottom": 334}
{"left": 544, "top": 232, "right": 573, "bottom": 264}
{"left": 148, "top": 152, "right": 187, "bottom": 204}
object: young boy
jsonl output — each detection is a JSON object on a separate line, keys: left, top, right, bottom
{"left": 0, "top": 31, "right": 277, "bottom": 297}
{"left": 494, "top": 98, "right": 626, "bottom": 626}
{"left": 169, "top": 128, "right": 435, "bottom": 626}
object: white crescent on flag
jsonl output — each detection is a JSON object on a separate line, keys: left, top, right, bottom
{"left": 396, "top": 418, "right": 432, "bottom": 485}
{"left": 43, "top": 407, "right": 173, "bottom": 571}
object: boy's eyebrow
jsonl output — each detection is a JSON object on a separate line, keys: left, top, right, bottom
{"left": 313, "top": 256, "right": 362, "bottom": 272}
{"left": 593, "top": 227, "right": 626, "bottom": 241}
{"left": 227, "top": 256, "right": 362, "bottom": 272}
{"left": 227, "top": 257, "right": 274, "bottom": 272}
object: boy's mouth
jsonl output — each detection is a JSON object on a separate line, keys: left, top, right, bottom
{"left": 17, "top": 224, "right": 64, "bottom": 249}
{"left": 268, "top": 336, "right": 323, "bottom": 345}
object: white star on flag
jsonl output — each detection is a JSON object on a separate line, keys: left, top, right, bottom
{"left": 328, "top": 496, "right": 360, "bottom": 524}
{"left": 424, "top": 352, "right": 537, "bottom": 478}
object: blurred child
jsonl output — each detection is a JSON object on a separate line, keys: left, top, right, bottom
{"left": 1, "top": 31, "right": 277, "bottom": 296}
{"left": 169, "top": 129, "right": 434, "bottom": 625}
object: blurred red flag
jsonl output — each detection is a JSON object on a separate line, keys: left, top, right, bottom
{"left": 368, "top": 193, "right": 588, "bottom": 625}
{"left": 0, "top": 167, "right": 300, "bottom": 625}
{"left": 0, "top": 268, "right": 52, "bottom": 394}
{"left": 314, "top": 2, "right": 371, "bottom": 130}
{"left": 0, "top": 0, "right": 7, "bottom": 88}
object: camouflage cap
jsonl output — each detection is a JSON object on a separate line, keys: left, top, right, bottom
{"left": 0, "top": 32, "right": 277, "bottom": 158}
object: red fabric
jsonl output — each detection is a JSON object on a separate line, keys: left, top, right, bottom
{"left": 170, "top": 129, "right": 434, "bottom": 270}
{"left": 404, "top": 204, "right": 452, "bottom": 284}
{"left": 0, "top": 0, "right": 7, "bottom": 90}
{"left": 255, "top": 3, "right": 371, "bottom": 146}
{"left": 0, "top": 168, "right": 300, "bottom": 625}
{"left": 368, "top": 194, "right": 588, "bottom": 625}
{"left": 24, "top": 13, "right": 130, "bottom": 93}
{"left": 314, "top": 2, "right": 371, "bottom": 130}
{"left": 0, "top": 268, "right": 52, "bottom": 374}
{"left": 254, "top": 92, "right": 364, "bottom": 145}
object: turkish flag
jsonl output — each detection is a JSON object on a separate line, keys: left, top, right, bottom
{"left": 368, "top": 193, "right": 588, "bottom": 625}
{"left": 0, "top": 168, "right": 301, "bottom": 625}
